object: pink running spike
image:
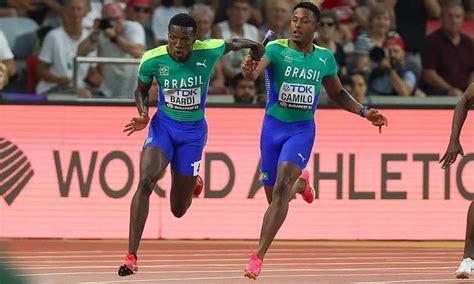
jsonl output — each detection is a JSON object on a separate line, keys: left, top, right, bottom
{"left": 118, "top": 253, "right": 138, "bottom": 276}
{"left": 299, "top": 168, "right": 315, "bottom": 203}
{"left": 193, "top": 176, "right": 203, "bottom": 197}
{"left": 243, "top": 247, "right": 263, "bottom": 279}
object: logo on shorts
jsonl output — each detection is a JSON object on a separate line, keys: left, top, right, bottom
{"left": 260, "top": 172, "right": 268, "bottom": 181}
{"left": 191, "top": 160, "right": 201, "bottom": 176}
{"left": 144, "top": 137, "right": 153, "bottom": 145}
{"left": 0, "top": 138, "right": 34, "bottom": 205}
{"left": 159, "top": 65, "right": 169, "bottom": 76}
{"left": 298, "top": 153, "right": 307, "bottom": 163}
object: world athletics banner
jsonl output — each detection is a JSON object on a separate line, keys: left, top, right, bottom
{"left": 0, "top": 105, "right": 473, "bottom": 240}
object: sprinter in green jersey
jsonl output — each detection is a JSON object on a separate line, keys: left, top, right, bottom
{"left": 119, "top": 13, "right": 265, "bottom": 277}
{"left": 241, "top": 2, "right": 388, "bottom": 279}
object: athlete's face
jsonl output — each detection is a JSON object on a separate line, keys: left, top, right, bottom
{"left": 168, "top": 25, "right": 196, "bottom": 62}
{"left": 290, "top": 8, "right": 318, "bottom": 44}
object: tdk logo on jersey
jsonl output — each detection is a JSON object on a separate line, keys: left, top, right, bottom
{"left": 167, "top": 89, "right": 199, "bottom": 97}
{"left": 282, "top": 83, "right": 314, "bottom": 94}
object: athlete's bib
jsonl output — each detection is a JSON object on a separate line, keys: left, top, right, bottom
{"left": 164, "top": 87, "right": 201, "bottom": 111}
{"left": 278, "top": 82, "right": 315, "bottom": 110}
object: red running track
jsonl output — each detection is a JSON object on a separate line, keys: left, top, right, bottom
{"left": 0, "top": 239, "right": 472, "bottom": 284}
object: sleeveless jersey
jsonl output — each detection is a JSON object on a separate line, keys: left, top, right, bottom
{"left": 138, "top": 39, "right": 226, "bottom": 122}
{"left": 263, "top": 39, "right": 338, "bottom": 122}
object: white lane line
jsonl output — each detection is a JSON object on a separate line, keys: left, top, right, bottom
{"left": 75, "top": 272, "right": 458, "bottom": 283}
{"left": 0, "top": 251, "right": 460, "bottom": 260}
{"left": 11, "top": 259, "right": 459, "bottom": 270}
{"left": 11, "top": 264, "right": 458, "bottom": 271}
{"left": 19, "top": 269, "right": 454, "bottom": 277}
{"left": 355, "top": 279, "right": 474, "bottom": 283}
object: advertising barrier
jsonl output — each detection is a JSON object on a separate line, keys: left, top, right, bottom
{"left": 0, "top": 105, "right": 473, "bottom": 240}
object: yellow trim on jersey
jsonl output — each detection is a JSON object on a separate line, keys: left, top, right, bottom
{"left": 139, "top": 45, "right": 167, "bottom": 69}
{"left": 267, "top": 39, "right": 288, "bottom": 47}
{"left": 193, "top": 39, "right": 225, "bottom": 50}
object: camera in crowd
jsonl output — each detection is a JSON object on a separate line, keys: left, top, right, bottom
{"left": 99, "top": 18, "right": 113, "bottom": 30}
{"left": 369, "top": 46, "right": 387, "bottom": 63}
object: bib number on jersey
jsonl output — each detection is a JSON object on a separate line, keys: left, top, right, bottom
{"left": 164, "top": 87, "right": 201, "bottom": 111}
{"left": 278, "top": 82, "right": 315, "bottom": 110}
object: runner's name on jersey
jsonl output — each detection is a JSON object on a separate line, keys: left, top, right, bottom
{"left": 278, "top": 82, "right": 315, "bottom": 110}
{"left": 164, "top": 87, "right": 201, "bottom": 111}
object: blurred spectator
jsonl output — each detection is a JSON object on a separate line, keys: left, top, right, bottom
{"left": 36, "top": 0, "right": 93, "bottom": 97}
{"left": 78, "top": 2, "right": 145, "bottom": 98}
{"left": 0, "top": 0, "right": 62, "bottom": 24}
{"left": 350, "top": 69, "right": 367, "bottom": 103}
{"left": 421, "top": 2, "right": 474, "bottom": 96}
{"left": 389, "top": 0, "right": 441, "bottom": 80}
{"left": 126, "top": 0, "right": 154, "bottom": 50}
{"left": 315, "top": 10, "right": 347, "bottom": 75}
{"left": 212, "top": 0, "right": 259, "bottom": 81}
{"left": 367, "top": 33, "right": 416, "bottom": 97}
{"left": 466, "top": 0, "right": 474, "bottom": 19}
{"left": 0, "top": 62, "right": 8, "bottom": 91}
{"left": 0, "top": 30, "right": 16, "bottom": 78}
{"left": 190, "top": 3, "right": 213, "bottom": 40}
{"left": 151, "top": 0, "right": 188, "bottom": 45}
{"left": 231, "top": 72, "right": 258, "bottom": 104}
{"left": 190, "top": 4, "right": 227, "bottom": 95}
{"left": 82, "top": 0, "right": 103, "bottom": 29}
{"left": 340, "top": 74, "right": 354, "bottom": 93}
{"left": 320, "top": 0, "right": 370, "bottom": 45}
{"left": 349, "top": 5, "right": 393, "bottom": 77}
{"left": 259, "top": 0, "right": 290, "bottom": 39}
{"left": 213, "top": 0, "right": 262, "bottom": 26}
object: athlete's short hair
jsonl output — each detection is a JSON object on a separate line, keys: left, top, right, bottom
{"left": 168, "top": 13, "right": 197, "bottom": 34}
{"left": 293, "top": 1, "right": 320, "bottom": 22}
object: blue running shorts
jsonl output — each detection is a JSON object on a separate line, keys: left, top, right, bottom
{"left": 260, "top": 115, "right": 315, "bottom": 187}
{"left": 143, "top": 113, "right": 207, "bottom": 176}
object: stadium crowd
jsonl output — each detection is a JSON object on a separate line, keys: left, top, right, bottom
{"left": 0, "top": 0, "right": 473, "bottom": 104}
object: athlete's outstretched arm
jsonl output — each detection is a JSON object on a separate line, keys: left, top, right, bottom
{"left": 224, "top": 38, "right": 265, "bottom": 60}
{"left": 323, "top": 75, "right": 388, "bottom": 130}
{"left": 123, "top": 80, "right": 152, "bottom": 136}
{"left": 440, "top": 83, "right": 474, "bottom": 168}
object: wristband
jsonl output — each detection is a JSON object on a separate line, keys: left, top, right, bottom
{"left": 359, "top": 105, "right": 369, "bottom": 117}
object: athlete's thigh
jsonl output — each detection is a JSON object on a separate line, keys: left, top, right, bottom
{"left": 170, "top": 123, "right": 207, "bottom": 177}
{"left": 141, "top": 115, "right": 174, "bottom": 179}
{"left": 264, "top": 185, "right": 274, "bottom": 204}
{"left": 140, "top": 146, "right": 169, "bottom": 181}
{"left": 260, "top": 125, "right": 283, "bottom": 188}
{"left": 170, "top": 171, "right": 197, "bottom": 204}
{"left": 278, "top": 126, "right": 315, "bottom": 169}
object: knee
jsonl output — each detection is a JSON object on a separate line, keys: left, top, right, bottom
{"left": 273, "top": 176, "right": 293, "bottom": 201}
{"left": 138, "top": 175, "right": 156, "bottom": 196}
{"left": 171, "top": 203, "right": 187, "bottom": 218}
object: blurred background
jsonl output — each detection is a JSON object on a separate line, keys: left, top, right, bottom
{"left": 0, "top": 0, "right": 472, "bottom": 103}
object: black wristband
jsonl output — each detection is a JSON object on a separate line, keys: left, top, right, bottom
{"left": 359, "top": 105, "right": 369, "bottom": 117}
{"left": 111, "top": 35, "right": 118, "bottom": 43}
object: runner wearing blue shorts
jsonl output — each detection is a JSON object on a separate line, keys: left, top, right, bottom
{"left": 241, "top": 2, "right": 388, "bottom": 279}
{"left": 119, "top": 13, "right": 265, "bottom": 276}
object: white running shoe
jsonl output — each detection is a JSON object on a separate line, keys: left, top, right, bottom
{"left": 455, "top": 257, "right": 473, "bottom": 279}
